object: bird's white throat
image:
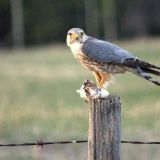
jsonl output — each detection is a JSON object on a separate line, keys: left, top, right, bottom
{"left": 70, "top": 42, "right": 82, "bottom": 55}
{"left": 69, "top": 35, "right": 88, "bottom": 55}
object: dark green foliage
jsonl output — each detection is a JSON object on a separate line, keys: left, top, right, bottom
{"left": 0, "top": 0, "right": 160, "bottom": 46}
{"left": 23, "top": 0, "right": 85, "bottom": 45}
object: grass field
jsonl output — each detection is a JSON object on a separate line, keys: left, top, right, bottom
{"left": 0, "top": 39, "right": 159, "bottom": 160}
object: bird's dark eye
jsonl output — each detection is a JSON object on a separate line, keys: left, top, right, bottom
{"left": 68, "top": 32, "right": 72, "bottom": 36}
{"left": 80, "top": 32, "right": 83, "bottom": 36}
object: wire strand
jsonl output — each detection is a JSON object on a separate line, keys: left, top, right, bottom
{"left": 0, "top": 139, "right": 160, "bottom": 147}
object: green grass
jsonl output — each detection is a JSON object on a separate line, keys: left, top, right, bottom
{"left": 0, "top": 40, "right": 159, "bottom": 159}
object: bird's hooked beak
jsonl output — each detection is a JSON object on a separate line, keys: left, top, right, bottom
{"left": 67, "top": 32, "right": 79, "bottom": 47}
{"left": 69, "top": 33, "right": 79, "bottom": 39}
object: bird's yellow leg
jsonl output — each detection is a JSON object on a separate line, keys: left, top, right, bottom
{"left": 92, "top": 71, "right": 111, "bottom": 89}
{"left": 99, "top": 72, "right": 111, "bottom": 89}
{"left": 92, "top": 71, "right": 102, "bottom": 87}
{"left": 91, "top": 71, "right": 110, "bottom": 98}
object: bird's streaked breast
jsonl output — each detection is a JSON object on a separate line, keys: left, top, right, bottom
{"left": 70, "top": 40, "right": 126, "bottom": 74}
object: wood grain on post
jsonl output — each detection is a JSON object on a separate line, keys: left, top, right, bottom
{"left": 88, "top": 95, "right": 121, "bottom": 160}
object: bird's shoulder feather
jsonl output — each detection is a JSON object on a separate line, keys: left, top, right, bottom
{"left": 82, "top": 37, "right": 135, "bottom": 64}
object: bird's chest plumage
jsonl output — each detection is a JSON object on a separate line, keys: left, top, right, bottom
{"left": 70, "top": 43, "right": 100, "bottom": 71}
{"left": 70, "top": 43, "right": 126, "bottom": 74}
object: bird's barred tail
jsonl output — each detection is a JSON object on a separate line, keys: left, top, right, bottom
{"left": 123, "top": 58, "right": 160, "bottom": 70}
{"left": 124, "top": 58, "right": 160, "bottom": 86}
{"left": 141, "top": 67, "right": 160, "bottom": 76}
{"left": 138, "top": 71, "right": 160, "bottom": 86}
{"left": 129, "top": 67, "right": 160, "bottom": 86}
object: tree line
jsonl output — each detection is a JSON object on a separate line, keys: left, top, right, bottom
{"left": 0, "top": 0, "right": 160, "bottom": 47}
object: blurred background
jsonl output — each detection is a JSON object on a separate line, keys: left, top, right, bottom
{"left": 0, "top": 0, "right": 160, "bottom": 159}
{"left": 0, "top": 0, "right": 160, "bottom": 47}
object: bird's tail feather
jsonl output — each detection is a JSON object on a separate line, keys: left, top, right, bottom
{"left": 124, "top": 58, "right": 160, "bottom": 70}
{"left": 137, "top": 59, "right": 160, "bottom": 70}
{"left": 128, "top": 67, "right": 160, "bottom": 86}
{"left": 141, "top": 67, "right": 160, "bottom": 76}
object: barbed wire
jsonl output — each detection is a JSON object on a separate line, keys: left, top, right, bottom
{"left": 0, "top": 140, "right": 87, "bottom": 148}
{"left": 121, "top": 140, "right": 160, "bottom": 144}
{"left": 0, "top": 139, "right": 160, "bottom": 148}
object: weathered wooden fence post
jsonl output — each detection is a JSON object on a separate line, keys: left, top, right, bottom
{"left": 88, "top": 95, "right": 121, "bottom": 160}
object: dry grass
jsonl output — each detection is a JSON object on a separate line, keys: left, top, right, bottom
{"left": 0, "top": 39, "right": 159, "bottom": 159}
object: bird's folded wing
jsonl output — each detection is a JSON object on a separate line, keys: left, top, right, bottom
{"left": 82, "top": 37, "right": 135, "bottom": 64}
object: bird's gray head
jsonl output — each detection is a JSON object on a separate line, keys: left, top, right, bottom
{"left": 66, "top": 28, "right": 88, "bottom": 47}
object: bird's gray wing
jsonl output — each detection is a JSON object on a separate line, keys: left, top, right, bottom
{"left": 82, "top": 37, "right": 135, "bottom": 64}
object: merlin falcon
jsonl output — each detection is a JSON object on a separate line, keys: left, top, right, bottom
{"left": 66, "top": 28, "right": 160, "bottom": 98}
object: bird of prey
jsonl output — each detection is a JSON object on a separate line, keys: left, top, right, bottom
{"left": 66, "top": 28, "right": 160, "bottom": 97}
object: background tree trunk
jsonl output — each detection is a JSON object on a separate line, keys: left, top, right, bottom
{"left": 84, "top": 0, "right": 99, "bottom": 37}
{"left": 102, "top": 0, "right": 117, "bottom": 40}
{"left": 11, "top": 0, "right": 24, "bottom": 48}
